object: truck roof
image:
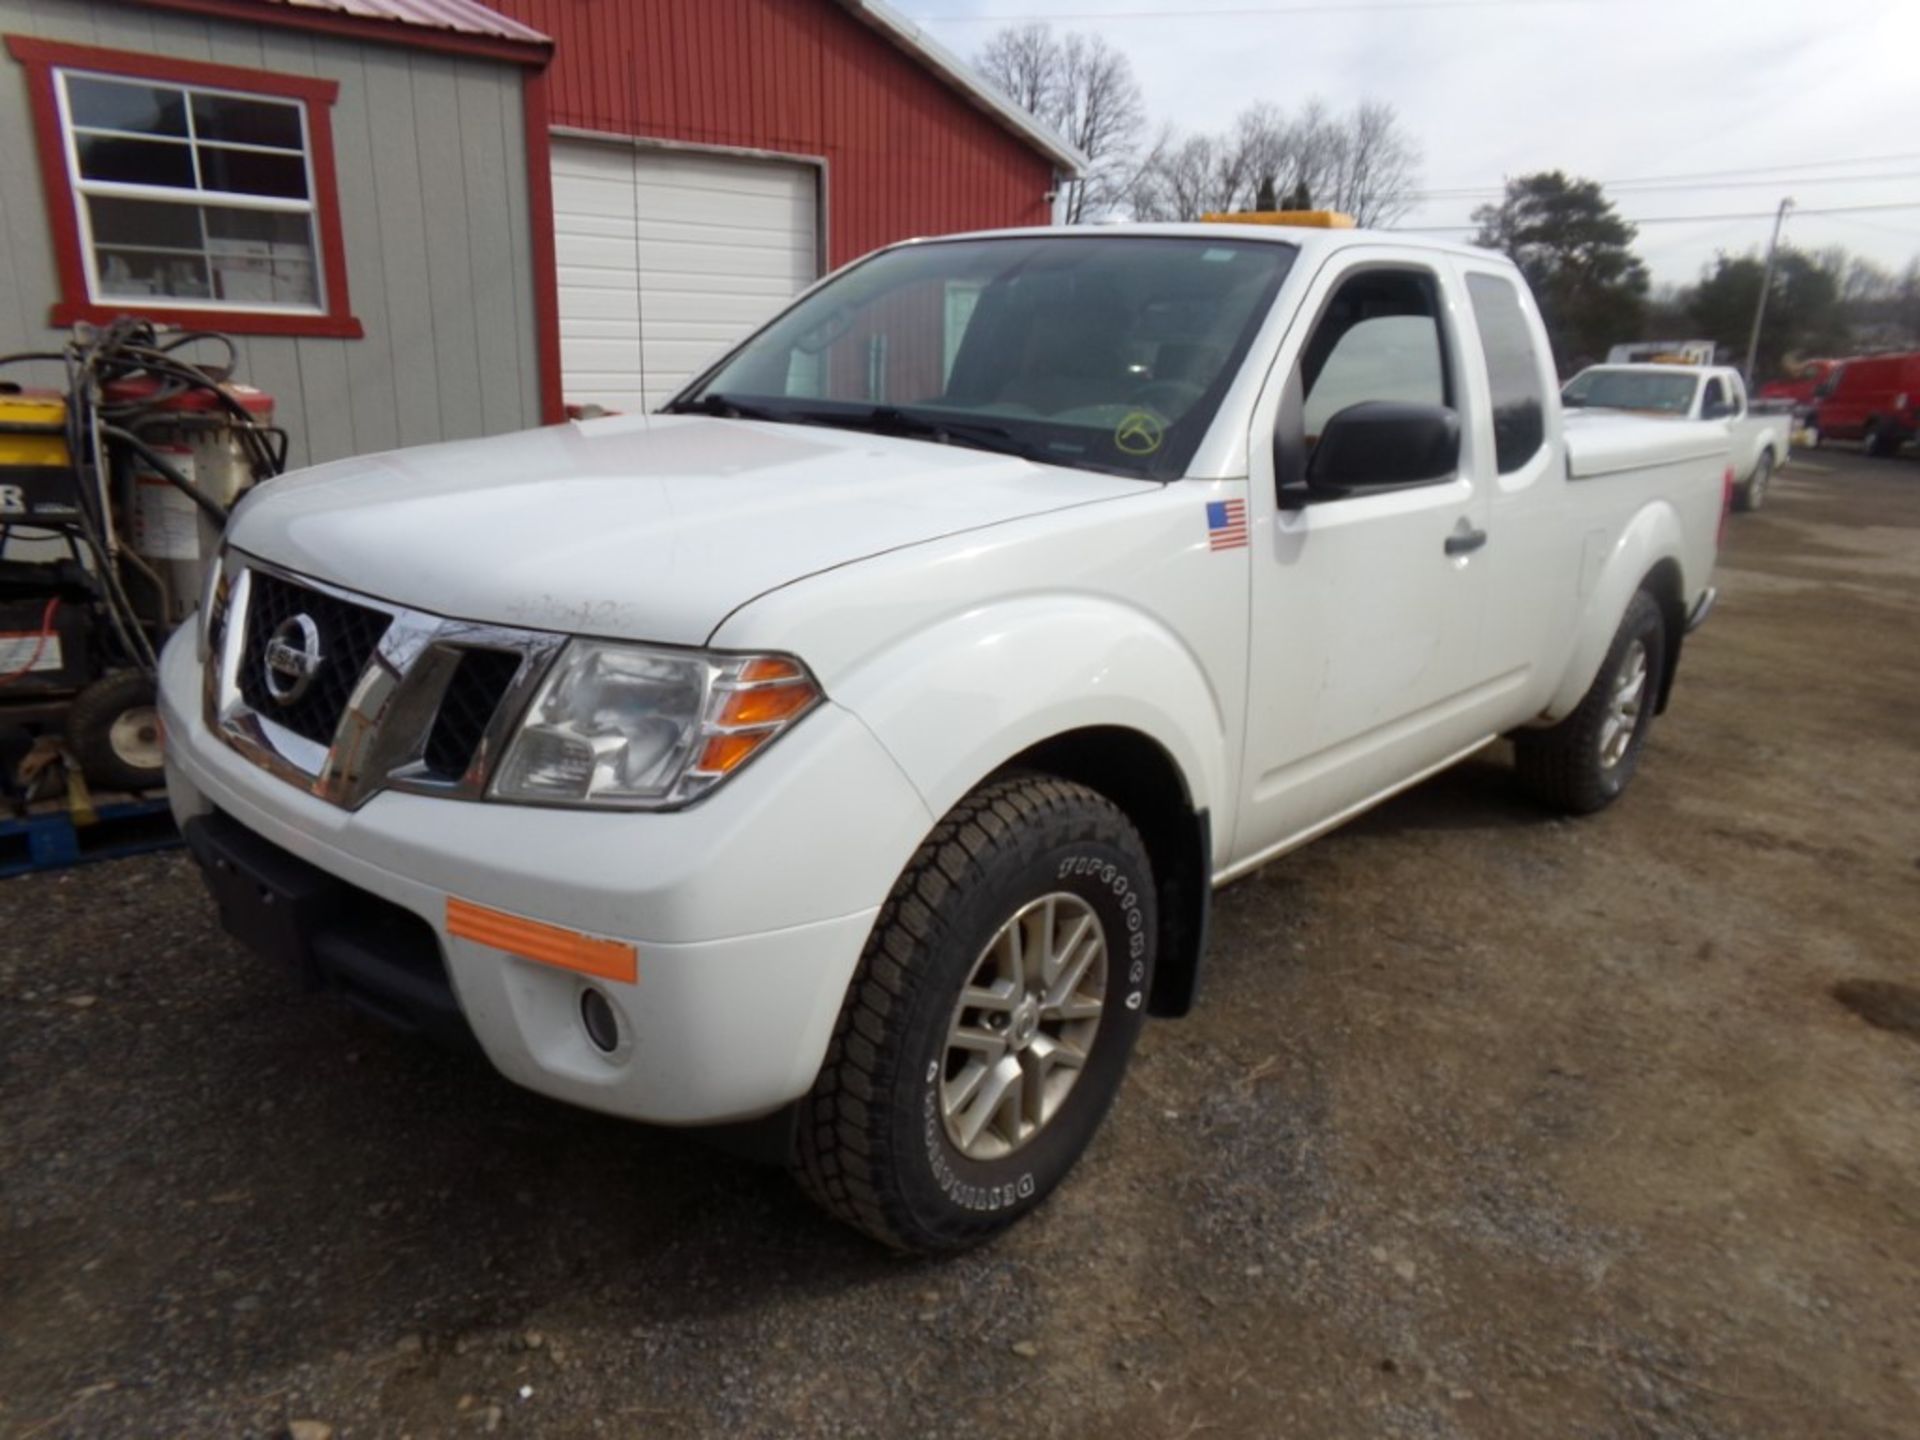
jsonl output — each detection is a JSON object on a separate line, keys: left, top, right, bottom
{"left": 892, "top": 222, "right": 1521, "bottom": 269}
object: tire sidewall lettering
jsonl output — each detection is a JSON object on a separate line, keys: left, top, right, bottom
{"left": 921, "top": 1082, "right": 1035, "bottom": 1212}
{"left": 884, "top": 805, "right": 1158, "bottom": 1246}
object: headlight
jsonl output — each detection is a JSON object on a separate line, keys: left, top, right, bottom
{"left": 491, "top": 641, "right": 822, "bottom": 809}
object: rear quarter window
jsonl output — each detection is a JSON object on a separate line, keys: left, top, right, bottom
{"left": 1465, "top": 273, "right": 1547, "bottom": 473}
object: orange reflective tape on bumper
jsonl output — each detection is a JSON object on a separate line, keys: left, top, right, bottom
{"left": 445, "top": 898, "right": 637, "bottom": 984}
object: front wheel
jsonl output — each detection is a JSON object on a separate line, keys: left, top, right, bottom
{"left": 792, "top": 774, "right": 1156, "bottom": 1252}
{"left": 1863, "top": 420, "right": 1893, "bottom": 457}
{"left": 1514, "top": 590, "right": 1666, "bottom": 815}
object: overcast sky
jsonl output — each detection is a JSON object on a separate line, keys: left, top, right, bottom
{"left": 892, "top": 0, "right": 1920, "bottom": 287}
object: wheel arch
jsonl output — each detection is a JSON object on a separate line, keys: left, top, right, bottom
{"left": 1539, "top": 502, "right": 1689, "bottom": 722}
{"left": 995, "top": 726, "right": 1211, "bottom": 1019}
{"left": 1639, "top": 556, "right": 1687, "bottom": 714}
{"left": 827, "top": 597, "right": 1229, "bottom": 1019}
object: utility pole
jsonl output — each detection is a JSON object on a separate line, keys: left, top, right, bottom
{"left": 1743, "top": 197, "right": 1794, "bottom": 383}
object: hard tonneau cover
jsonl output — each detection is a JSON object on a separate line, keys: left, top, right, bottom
{"left": 1562, "top": 411, "right": 1728, "bottom": 481}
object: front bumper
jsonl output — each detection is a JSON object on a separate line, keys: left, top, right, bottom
{"left": 159, "top": 630, "right": 933, "bottom": 1125}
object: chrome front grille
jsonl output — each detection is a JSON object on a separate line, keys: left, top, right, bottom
{"left": 421, "top": 647, "right": 526, "bottom": 781}
{"left": 237, "top": 572, "right": 392, "bottom": 746}
{"left": 206, "top": 557, "right": 565, "bottom": 810}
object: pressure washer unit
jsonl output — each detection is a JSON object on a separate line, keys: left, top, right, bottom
{"left": 1, "top": 320, "right": 284, "bottom": 797}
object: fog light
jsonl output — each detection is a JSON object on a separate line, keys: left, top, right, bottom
{"left": 580, "top": 988, "right": 620, "bottom": 1053}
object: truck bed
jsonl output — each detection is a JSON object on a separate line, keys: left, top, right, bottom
{"left": 1562, "top": 410, "right": 1728, "bottom": 481}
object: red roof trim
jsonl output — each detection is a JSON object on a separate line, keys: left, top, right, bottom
{"left": 7, "top": 35, "right": 364, "bottom": 340}
{"left": 134, "top": 0, "right": 552, "bottom": 66}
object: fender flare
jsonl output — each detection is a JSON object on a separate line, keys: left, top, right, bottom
{"left": 829, "top": 594, "right": 1227, "bottom": 835}
{"left": 1541, "top": 501, "right": 1688, "bottom": 722}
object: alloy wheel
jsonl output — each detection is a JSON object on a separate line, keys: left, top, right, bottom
{"left": 940, "top": 893, "right": 1108, "bottom": 1161}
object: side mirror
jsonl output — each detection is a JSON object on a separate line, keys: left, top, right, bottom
{"left": 1305, "top": 401, "right": 1460, "bottom": 494}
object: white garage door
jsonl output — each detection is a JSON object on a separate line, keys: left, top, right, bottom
{"left": 552, "top": 139, "right": 820, "bottom": 414}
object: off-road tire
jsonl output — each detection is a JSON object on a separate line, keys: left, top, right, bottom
{"left": 1735, "top": 449, "right": 1772, "bottom": 512}
{"left": 1514, "top": 590, "right": 1666, "bottom": 815}
{"left": 65, "top": 670, "right": 164, "bottom": 793}
{"left": 791, "top": 774, "right": 1156, "bottom": 1253}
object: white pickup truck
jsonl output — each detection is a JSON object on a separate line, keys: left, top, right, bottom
{"left": 1562, "top": 362, "right": 1789, "bottom": 512}
{"left": 160, "top": 224, "right": 1730, "bottom": 1252}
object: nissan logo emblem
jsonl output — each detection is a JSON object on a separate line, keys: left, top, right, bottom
{"left": 263, "top": 613, "right": 323, "bottom": 705}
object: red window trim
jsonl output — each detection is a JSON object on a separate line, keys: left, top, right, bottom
{"left": 6, "top": 36, "right": 363, "bottom": 339}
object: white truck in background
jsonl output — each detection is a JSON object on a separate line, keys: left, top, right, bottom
{"left": 1563, "top": 362, "right": 1790, "bottom": 512}
{"left": 1606, "top": 339, "right": 1716, "bottom": 366}
{"left": 161, "top": 224, "right": 1732, "bottom": 1252}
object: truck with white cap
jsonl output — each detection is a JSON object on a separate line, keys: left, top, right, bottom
{"left": 161, "top": 221, "right": 1730, "bottom": 1252}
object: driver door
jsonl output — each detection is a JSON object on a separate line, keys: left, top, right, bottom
{"left": 1229, "top": 253, "right": 1506, "bottom": 869}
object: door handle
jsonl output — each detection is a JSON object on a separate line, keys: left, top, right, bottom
{"left": 1445, "top": 526, "right": 1488, "bottom": 557}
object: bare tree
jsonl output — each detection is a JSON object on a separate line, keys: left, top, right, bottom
{"left": 975, "top": 24, "right": 1146, "bottom": 223}
{"left": 976, "top": 23, "right": 1053, "bottom": 117}
{"left": 1127, "top": 98, "right": 1421, "bottom": 226}
{"left": 1128, "top": 132, "right": 1244, "bottom": 221}
{"left": 1331, "top": 101, "right": 1421, "bottom": 226}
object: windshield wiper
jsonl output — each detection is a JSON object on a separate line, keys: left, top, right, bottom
{"left": 662, "top": 393, "right": 798, "bottom": 422}
{"left": 668, "top": 397, "right": 1043, "bottom": 462}
{"left": 820, "top": 405, "right": 1037, "bottom": 460}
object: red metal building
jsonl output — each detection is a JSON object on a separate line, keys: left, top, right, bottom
{"left": 492, "top": 0, "right": 1081, "bottom": 416}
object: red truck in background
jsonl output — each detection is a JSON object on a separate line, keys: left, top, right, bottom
{"left": 1756, "top": 358, "right": 1840, "bottom": 409}
{"left": 1806, "top": 353, "right": 1920, "bottom": 455}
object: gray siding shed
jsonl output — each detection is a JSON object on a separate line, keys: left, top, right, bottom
{"left": 0, "top": 0, "right": 544, "bottom": 469}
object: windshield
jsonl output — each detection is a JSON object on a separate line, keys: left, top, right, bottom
{"left": 1562, "top": 368, "right": 1699, "bottom": 415}
{"left": 671, "top": 235, "right": 1297, "bottom": 479}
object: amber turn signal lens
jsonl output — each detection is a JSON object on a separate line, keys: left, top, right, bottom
{"left": 696, "top": 730, "right": 770, "bottom": 774}
{"left": 717, "top": 682, "right": 818, "bottom": 727}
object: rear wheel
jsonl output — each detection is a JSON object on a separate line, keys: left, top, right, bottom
{"left": 1735, "top": 450, "right": 1773, "bottom": 512}
{"left": 1514, "top": 590, "right": 1666, "bottom": 815}
{"left": 1863, "top": 420, "right": 1893, "bottom": 457}
{"left": 792, "top": 774, "right": 1155, "bottom": 1252}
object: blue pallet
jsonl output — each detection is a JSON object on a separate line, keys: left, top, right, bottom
{"left": 0, "top": 794, "right": 181, "bottom": 878}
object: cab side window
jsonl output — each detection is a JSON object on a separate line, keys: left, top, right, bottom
{"left": 1300, "top": 269, "right": 1448, "bottom": 443}
{"left": 1702, "top": 377, "right": 1728, "bottom": 414}
{"left": 1464, "top": 273, "right": 1546, "bottom": 472}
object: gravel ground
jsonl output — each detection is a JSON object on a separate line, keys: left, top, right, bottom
{"left": 2, "top": 449, "right": 1917, "bottom": 1440}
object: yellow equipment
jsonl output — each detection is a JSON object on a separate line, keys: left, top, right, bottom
{"left": 0, "top": 391, "right": 75, "bottom": 523}
{"left": 1201, "top": 210, "right": 1357, "bottom": 228}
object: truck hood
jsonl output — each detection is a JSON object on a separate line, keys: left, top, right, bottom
{"left": 228, "top": 414, "right": 1149, "bottom": 644}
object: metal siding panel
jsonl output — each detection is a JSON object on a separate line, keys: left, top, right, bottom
{"left": 261, "top": 26, "right": 362, "bottom": 465}
{"left": 324, "top": 41, "right": 402, "bottom": 455}
{"left": 407, "top": 53, "right": 484, "bottom": 439}
{"left": 361, "top": 47, "right": 444, "bottom": 444}
{"left": 203, "top": 14, "right": 266, "bottom": 66}
{"left": 491, "top": 0, "right": 1051, "bottom": 257}
{"left": 0, "top": 0, "right": 539, "bottom": 463}
{"left": 457, "top": 62, "right": 526, "bottom": 432}
{"left": 496, "top": 57, "right": 540, "bottom": 424}
{"left": 0, "top": 0, "right": 52, "bottom": 383}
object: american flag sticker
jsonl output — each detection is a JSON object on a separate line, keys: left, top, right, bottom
{"left": 1206, "top": 498, "right": 1249, "bottom": 550}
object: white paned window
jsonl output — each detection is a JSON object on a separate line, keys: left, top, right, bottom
{"left": 55, "top": 68, "right": 323, "bottom": 313}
